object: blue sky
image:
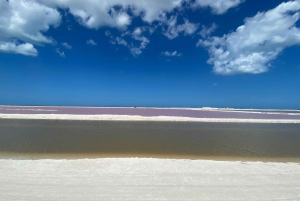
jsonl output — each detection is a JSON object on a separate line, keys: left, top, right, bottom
{"left": 0, "top": 0, "right": 300, "bottom": 109}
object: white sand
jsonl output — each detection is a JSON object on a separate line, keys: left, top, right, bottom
{"left": 1, "top": 113, "right": 300, "bottom": 123}
{"left": 0, "top": 158, "right": 299, "bottom": 201}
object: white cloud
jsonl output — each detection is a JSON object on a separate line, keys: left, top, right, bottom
{"left": 199, "top": 23, "right": 218, "bottom": 38}
{"left": 126, "top": 26, "right": 153, "bottom": 37}
{"left": 62, "top": 42, "right": 72, "bottom": 49}
{"left": 133, "top": 27, "right": 143, "bottom": 36}
{"left": 39, "top": 0, "right": 242, "bottom": 30}
{"left": 110, "top": 37, "right": 128, "bottom": 47}
{"left": 162, "top": 51, "right": 182, "bottom": 57}
{"left": 198, "top": 1, "right": 300, "bottom": 75}
{"left": 107, "top": 28, "right": 150, "bottom": 56}
{"left": 0, "top": 0, "right": 61, "bottom": 56}
{"left": 39, "top": 0, "right": 183, "bottom": 29}
{"left": 0, "top": 42, "right": 38, "bottom": 56}
{"left": 56, "top": 48, "right": 65, "bottom": 57}
{"left": 178, "top": 19, "right": 199, "bottom": 35}
{"left": 110, "top": 7, "right": 131, "bottom": 28}
{"left": 0, "top": 0, "right": 244, "bottom": 56}
{"left": 194, "top": 0, "right": 244, "bottom": 14}
{"left": 105, "top": 31, "right": 112, "bottom": 36}
{"left": 162, "top": 15, "right": 199, "bottom": 39}
{"left": 115, "top": 37, "right": 128, "bottom": 47}
{"left": 130, "top": 27, "right": 151, "bottom": 56}
{"left": 0, "top": 0, "right": 61, "bottom": 44}
{"left": 129, "top": 35, "right": 150, "bottom": 56}
{"left": 87, "top": 39, "right": 97, "bottom": 46}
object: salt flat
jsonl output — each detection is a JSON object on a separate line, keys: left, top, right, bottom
{"left": 0, "top": 158, "right": 299, "bottom": 201}
{"left": 1, "top": 113, "right": 300, "bottom": 123}
{"left": 1, "top": 106, "right": 300, "bottom": 121}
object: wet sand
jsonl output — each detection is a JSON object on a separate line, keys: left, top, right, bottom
{"left": 1, "top": 119, "right": 300, "bottom": 162}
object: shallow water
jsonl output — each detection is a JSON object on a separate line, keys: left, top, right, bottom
{"left": 0, "top": 119, "right": 300, "bottom": 162}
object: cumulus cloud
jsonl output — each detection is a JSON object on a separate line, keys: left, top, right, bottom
{"left": 115, "top": 37, "right": 128, "bottom": 46}
{"left": 197, "top": 1, "right": 300, "bottom": 75}
{"left": 194, "top": 0, "right": 244, "bottom": 14}
{"left": 56, "top": 48, "right": 65, "bottom": 57}
{"left": 105, "top": 31, "right": 112, "bottom": 36}
{"left": 0, "top": 0, "right": 61, "bottom": 44}
{"left": 0, "top": 0, "right": 244, "bottom": 56}
{"left": 87, "top": 39, "right": 97, "bottom": 46}
{"left": 109, "top": 36, "right": 128, "bottom": 47}
{"left": 129, "top": 27, "right": 151, "bottom": 56}
{"left": 161, "top": 15, "right": 199, "bottom": 39}
{"left": 132, "top": 27, "right": 143, "bottom": 36}
{"left": 107, "top": 27, "right": 150, "bottom": 56}
{"left": 199, "top": 23, "right": 218, "bottom": 38}
{"left": 0, "top": 42, "right": 38, "bottom": 56}
{"left": 38, "top": 0, "right": 243, "bottom": 30}
{"left": 62, "top": 42, "right": 72, "bottom": 49}
{"left": 162, "top": 51, "right": 182, "bottom": 57}
{"left": 0, "top": 0, "right": 61, "bottom": 56}
{"left": 39, "top": 0, "right": 183, "bottom": 29}
{"left": 109, "top": 7, "right": 131, "bottom": 28}
{"left": 129, "top": 35, "right": 150, "bottom": 56}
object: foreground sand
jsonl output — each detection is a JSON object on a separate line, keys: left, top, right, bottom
{"left": 1, "top": 158, "right": 299, "bottom": 201}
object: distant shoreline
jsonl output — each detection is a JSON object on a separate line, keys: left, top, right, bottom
{"left": 1, "top": 114, "right": 300, "bottom": 123}
{"left": 0, "top": 105, "right": 299, "bottom": 111}
{"left": 1, "top": 105, "right": 300, "bottom": 123}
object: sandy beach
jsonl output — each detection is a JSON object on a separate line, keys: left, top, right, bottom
{"left": 1, "top": 158, "right": 300, "bottom": 201}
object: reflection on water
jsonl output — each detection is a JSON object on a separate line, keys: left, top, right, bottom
{"left": 0, "top": 119, "right": 300, "bottom": 162}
